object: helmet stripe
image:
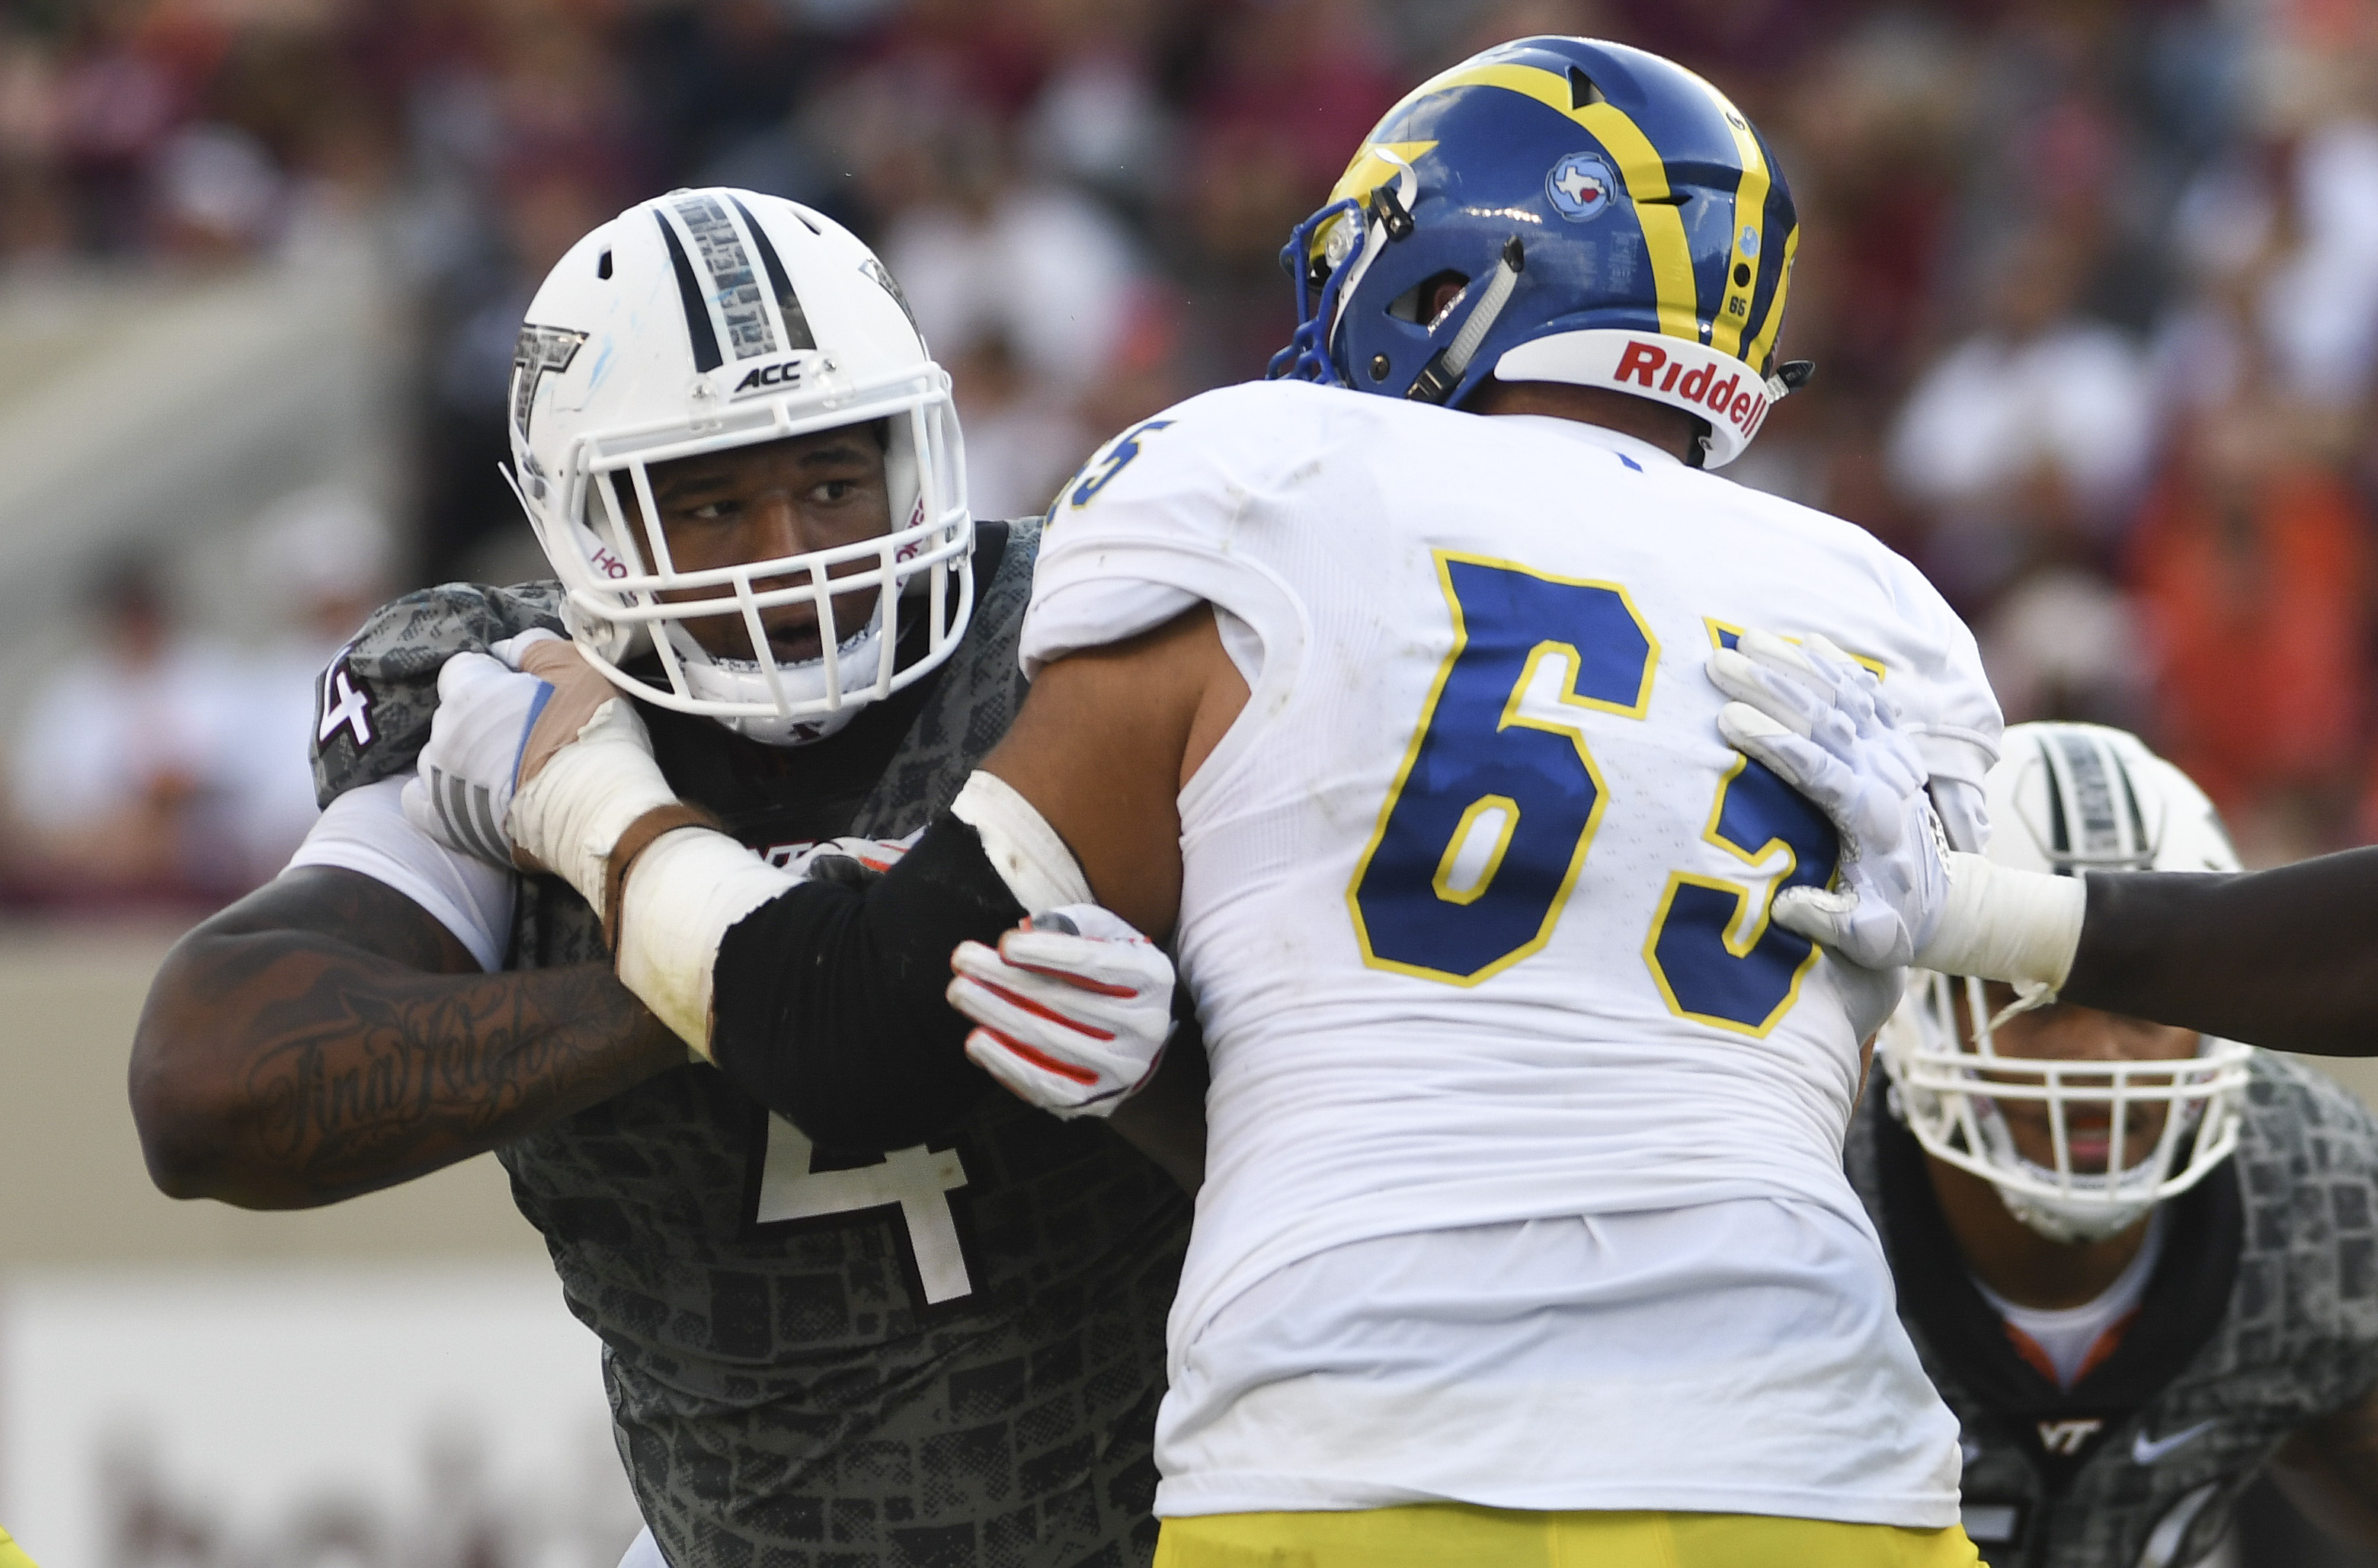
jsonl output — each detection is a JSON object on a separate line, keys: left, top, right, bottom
{"left": 1327, "top": 140, "right": 1439, "bottom": 211}
{"left": 1573, "top": 99, "right": 1703, "bottom": 344}
{"left": 654, "top": 212, "right": 724, "bottom": 373}
{"left": 730, "top": 195, "right": 818, "bottom": 351}
{"left": 2040, "top": 738, "right": 2072, "bottom": 862}
{"left": 1387, "top": 62, "right": 1701, "bottom": 344}
{"left": 671, "top": 193, "right": 778, "bottom": 361}
{"left": 1741, "top": 220, "right": 1799, "bottom": 375}
{"left": 1679, "top": 69, "right": 1768, "bottom": 360}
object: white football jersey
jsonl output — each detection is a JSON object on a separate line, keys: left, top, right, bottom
{"left": 1023, "top": 380, "right": 1999, "bottom": 1525}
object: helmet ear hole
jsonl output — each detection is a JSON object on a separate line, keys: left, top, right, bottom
{"left": 1390, "top": 270, "right": 1470, "bottom": 325}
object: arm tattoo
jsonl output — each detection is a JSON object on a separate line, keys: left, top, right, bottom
{"left": 134, "top": 867, "right": 682, "bottom": 1207}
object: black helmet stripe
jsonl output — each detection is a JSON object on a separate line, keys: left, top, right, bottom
{"left": 731, "top": 196, "right": 817, "bottom": 350}
{"left": 2053, "top": 731, "right": 2121, "bottom": 859}
{"left": 674, "top": 194, "right": 778, "bottom": 360}
{"left": 2041, "top": 739, "right": 2071, "bottom": 866}
{"left": 655, "top": 211, "right": 724, "bottom": 372}
{"left": 2118, "top": 751, "right": 2151, "bottom": 859}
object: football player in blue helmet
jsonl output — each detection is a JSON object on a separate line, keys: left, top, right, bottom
{"left": 1270, "top": 35, "right": 1811, "bottom": 468}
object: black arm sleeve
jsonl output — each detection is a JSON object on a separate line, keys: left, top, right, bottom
{"left": 706, "top": 812, "right": 1027, "bottom": 1150}
{"left": 2066, "top": 847, "right": 2378, "bottom": 1055}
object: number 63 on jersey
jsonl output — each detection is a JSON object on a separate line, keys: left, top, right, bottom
{"left": 1348, "top": 552, "right": 1842, "bottom": 1038}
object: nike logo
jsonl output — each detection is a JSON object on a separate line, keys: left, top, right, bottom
{"left": 2133, "top": 1419, "right": 2216, "bottom": 1464}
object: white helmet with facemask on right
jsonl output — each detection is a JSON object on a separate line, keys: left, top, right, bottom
{"left": 1878, "top": 722, "right": 2255, "bottom": 1243}
{"left": 507, "top": 187, "right": 971, "bottom": 746}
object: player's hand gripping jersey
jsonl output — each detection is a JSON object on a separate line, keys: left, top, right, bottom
{"left": 1027, "top": 380, "right": 2002, "bottom": 1523}
{"left": 301, "top": 523, "right": 1192, "bottom": 1568}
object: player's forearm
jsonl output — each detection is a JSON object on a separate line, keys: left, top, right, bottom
{"left": 2065, "top": 850, "right": 2378, "bottom": 1055}
{"left": 133, "top": 929, "right": 680, "bottom": 1208}
{"left": 703, "top": 814, "right": 1027, "bottom": 1151}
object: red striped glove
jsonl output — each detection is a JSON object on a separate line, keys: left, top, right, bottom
{"left": 947, "top": 904, "right": 1176, "bottom": 1119}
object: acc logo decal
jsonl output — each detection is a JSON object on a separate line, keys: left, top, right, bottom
{"left": 732, "top": 358, "right": 807, "bottom": 395}
{"left": 1547, "top": 152, "right": 1617, "bottom": 222}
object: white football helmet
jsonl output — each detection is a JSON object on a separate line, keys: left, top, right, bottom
{"left": 1880, "top": 722, "right": 2255, "bottom": 1243}
{"left": 507, "top": 187, "right": 970, "bottom": 744}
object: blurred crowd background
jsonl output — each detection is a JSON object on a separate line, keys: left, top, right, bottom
{"left": 0, "top": 0, "right": 2373, "bottom": 905}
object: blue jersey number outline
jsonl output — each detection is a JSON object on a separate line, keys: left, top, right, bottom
{"left": 1349, "top": 559, "right": 1841, "bottom": 1036}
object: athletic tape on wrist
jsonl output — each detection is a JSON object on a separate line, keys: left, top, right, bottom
{"left": 506, "top": 698, "right": 680, "bottom": 905}
{"left": 1915, "top": 851, "right": 2086, "bottom": 988}
{"left": 602, "top": 802, "right": 722, "bottom": 950}
{"left": 615, "top": 827, "right": 799, "bottom": 1056}
{"left": 949, "top": 771, "right": 1093, "bottom": 914}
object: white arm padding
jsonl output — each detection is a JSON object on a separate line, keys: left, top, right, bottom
{"left": 949, "top": 771, "right": 1093, "bottom": 914}
{"left": 615, "top": 828, "right": 798, "bottom": 1057}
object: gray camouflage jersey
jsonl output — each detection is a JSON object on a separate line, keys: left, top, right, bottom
{"left": 311, "top": 522, "right": 1192, "bottom": 1568}
{"left": 1846, "top": 1054, "right": 2378, "bottom": 1568}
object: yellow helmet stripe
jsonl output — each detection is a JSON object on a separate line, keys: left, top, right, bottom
{"left": 1676, "top": 66, "right": 1769, "bottom": 360}
{"left": 1376, "top": 61, "right": 1701, "bottom": 344}
{"left": 1741, "top": 220, "right": 1799, "bottom": 375}
{"left": 1328, "top": 141, "right": 1439, "bottom": 208}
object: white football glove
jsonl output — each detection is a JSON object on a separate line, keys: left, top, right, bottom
{"left": 402, "top": 629, "right": 572, "bottom": 869}
{"left": 403, "top": 629, "right": 687, "bottom": 920}
{"left": 948, "top": 904, "right": 1176, "bottom": 1120}
{"left": 1707, "top": 629, "right": 1951, "bottom": 971}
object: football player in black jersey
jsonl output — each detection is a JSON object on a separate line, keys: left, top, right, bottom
{"left": 131, "top": 189, "right": 1195, "bottom": 1568}
{"left": 1838, "top": 722, "right": 2378, "bottom": 1567}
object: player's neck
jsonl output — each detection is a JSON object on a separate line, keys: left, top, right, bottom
{"left": 1464, "top": 379, "right": 1701, "bottom": 462}
{"left": 1924, "top": 1154, "right": 2156, "bottom": 1310}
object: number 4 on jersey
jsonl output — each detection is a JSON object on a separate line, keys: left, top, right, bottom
{"left": 752, "top": 1116, "right": 973, "bottom": 1304}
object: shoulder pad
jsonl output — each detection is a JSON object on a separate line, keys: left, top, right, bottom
{"left": 312, "top": 581, "right": 566, "bottom": 807}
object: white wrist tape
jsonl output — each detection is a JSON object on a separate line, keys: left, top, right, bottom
{"left": 949, "top": 771, "right": 1093, "bottom": 913}
{"left": 507, "top": 699, "right": 680, "bottom": 907}
{"left": 1915, "top": 851, "right": 2087, "bottom": 988}
{"left": 614, "top": 827, "right": 799, "bottom": 1058}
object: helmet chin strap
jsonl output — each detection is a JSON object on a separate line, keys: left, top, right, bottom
{"left": 1994, "top": 1182, "right": 2158, "bottom": 1246}
{"left": 1971, "top": 1102, "right": 2164, "bottom": 1244}
{"left": 669, "top": 606, "right": 888, "bottom": 747}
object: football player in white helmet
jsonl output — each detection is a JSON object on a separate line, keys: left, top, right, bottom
{"left": 1880, "top": 723, "right": 2255, "bottom": 1251}
{"left": 499, "top": 187, "right": 969, "bottom": 747}
{"left": 1708, "top": 657, "right": 2378, "bottom": 1563}
{"left": 133, "top": 188, "right": 1195, "bottom": 1568}
{"left": 1847, "top": 724, "right": 2378, "bottom": 1566}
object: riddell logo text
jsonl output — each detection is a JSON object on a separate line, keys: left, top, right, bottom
{"left": 1612, "top": 341, "right": 1768, "bottom": 437}
{"left": 733, "top": 360, "right": 805, "bottom": 394}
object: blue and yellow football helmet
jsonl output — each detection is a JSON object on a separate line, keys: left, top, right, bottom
{"left": 1269, "top": 36, "right": 1810, "bottom": 468}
